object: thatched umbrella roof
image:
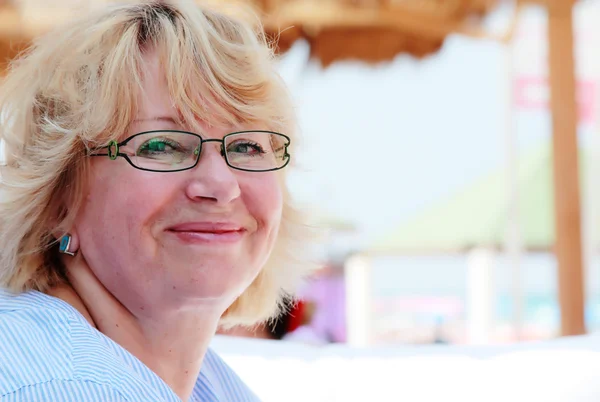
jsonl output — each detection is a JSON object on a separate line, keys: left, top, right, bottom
{"left": 254, "top": 0, "right": 500, "bottom": 65}
{"left": 0, "top": 0, "right": 502, "bottom": 67}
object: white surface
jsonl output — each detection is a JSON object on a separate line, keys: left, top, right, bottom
{"left": 466, "top": 248, "right": 495, "bottom": 345}
{"left": 211, "top": 334, "right": 600, "bottom": 402}
{"left": 345, "top": 255, "right": 372, "bottom": 346}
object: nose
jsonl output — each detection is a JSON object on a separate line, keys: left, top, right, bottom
{"left": 184, "top": 142, "right": 241, "bottom": 205}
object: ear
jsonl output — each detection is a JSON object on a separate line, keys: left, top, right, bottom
{"left": 53, "top": 229, "right": 81, "bottom": 255}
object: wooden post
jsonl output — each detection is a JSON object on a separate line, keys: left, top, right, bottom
{"left": 547, "top": 0, "right": 586, "bottom": 336}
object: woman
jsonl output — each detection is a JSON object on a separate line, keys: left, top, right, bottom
{"left": 0, "top": 1, "right": 313, "bottom": 401}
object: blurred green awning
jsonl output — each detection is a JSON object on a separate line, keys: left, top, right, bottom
{"left": 368, "top": 142, "right": 589, "bottom": 254}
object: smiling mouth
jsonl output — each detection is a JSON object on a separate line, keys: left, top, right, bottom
{"left": 166, "top": 224, "right": 246, "bottom": 244}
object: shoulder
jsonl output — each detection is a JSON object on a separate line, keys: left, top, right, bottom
{"left": 0, "top": 379, "right": 130, "bottom": 401}
{"left": 195, "top": 347, "right": 261, "bottom": 402}
{"left": 0, "top": 290, "right": 153, "bottom": 401}
{"left": 0, "top": 289, "right": 78, "bottom": 396}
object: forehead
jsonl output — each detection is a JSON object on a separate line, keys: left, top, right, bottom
{"left": 137, "top": 53, "right": 176, "bottom": 122}
{"left": 131, "top": 53, "right": 212, "bottom": 135}
{"left": 130, "top": 51, "right": 268, "bottom": 138}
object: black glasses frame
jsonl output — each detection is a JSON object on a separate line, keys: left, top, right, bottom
{"left": 90, "top": 129, "right": 291, "bottom": 173}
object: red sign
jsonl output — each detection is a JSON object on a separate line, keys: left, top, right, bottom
{"left": 514, "top": 75, "right": 596, "bottom": 124}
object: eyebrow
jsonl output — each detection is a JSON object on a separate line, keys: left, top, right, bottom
{"left": 133, "top": 116, "right": 178, "bottom": 124}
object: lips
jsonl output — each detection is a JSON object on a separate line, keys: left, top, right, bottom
{"left": 167, "top": 222, "right": 246, "bottom": 244}
{"left": 168, "top": 222, "right": 244, "bottom": 233}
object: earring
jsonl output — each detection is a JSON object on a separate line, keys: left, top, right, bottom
{"left": 59, "top": 234, "right": 76, "bottom": 257}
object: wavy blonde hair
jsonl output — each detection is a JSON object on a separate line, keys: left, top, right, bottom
{"left": 0, "top": 0, "right": 316, "bottom": 327}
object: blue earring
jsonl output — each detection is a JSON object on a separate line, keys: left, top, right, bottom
{"left": 59, "top": 234, "right": 76, "bottom": 257}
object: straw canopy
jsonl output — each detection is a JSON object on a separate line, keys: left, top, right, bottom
{"left": 0, "top": 0, "right": 502, "bottom": 68}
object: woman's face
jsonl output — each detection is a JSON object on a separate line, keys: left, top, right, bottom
{"left": 73, "top": 55, "right": 283, "bottom": 312}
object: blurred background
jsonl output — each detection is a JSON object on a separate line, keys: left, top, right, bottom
{"left": 2, "top": 0, "right": 598, "bottom": 348}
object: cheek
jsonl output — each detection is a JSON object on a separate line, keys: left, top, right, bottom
{"left": 242, "top": 174, "right": 283, "bottom": 231}
{"left": 75, "top": 165, "right": 174, "bottom": 259}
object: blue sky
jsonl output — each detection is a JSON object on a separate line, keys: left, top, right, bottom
{"left": 278, "top": 3, "right": 599, "bottom": 247}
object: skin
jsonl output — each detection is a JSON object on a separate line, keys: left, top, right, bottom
{"left": 48, "top": 52, "right": 283, "bottom": 401}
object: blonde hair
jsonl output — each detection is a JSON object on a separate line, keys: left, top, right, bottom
{"left": 0, "top": 0, "right": 317, "bottom": 327}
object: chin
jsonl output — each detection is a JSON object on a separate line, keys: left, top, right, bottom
{"left": 169, "top": 262, "right": 258, "bottom": 301}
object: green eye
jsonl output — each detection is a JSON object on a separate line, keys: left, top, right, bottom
{"left": 141, "top": 138, "right": 168, "bottom": 153}
{"left": 136, "top": 137, "right": 183, "bottom": 157}
{"left": 226, "top": 140, "right": 265, "bottom": 156}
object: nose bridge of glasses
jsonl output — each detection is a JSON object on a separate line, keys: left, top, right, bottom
{"left": 199, "top": 138, "right": 225, "bottom": 158}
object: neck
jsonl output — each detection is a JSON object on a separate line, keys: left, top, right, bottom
{"left": 48, "top": 281, "right": 223, "bottom": 402}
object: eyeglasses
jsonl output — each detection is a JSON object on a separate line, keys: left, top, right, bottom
{"left": 90, "top": 130, "right": 291, "bottom": 173}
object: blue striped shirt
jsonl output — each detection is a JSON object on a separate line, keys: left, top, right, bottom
{"left": 0, "top": 289, "right": 260, "bottom": 401}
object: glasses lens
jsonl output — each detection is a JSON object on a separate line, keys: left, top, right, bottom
{"left": 121, "top": 131, "right": 201, "bottom": 171}
{"left": 224, "top": 132, "right": 289, "bottom": 171}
